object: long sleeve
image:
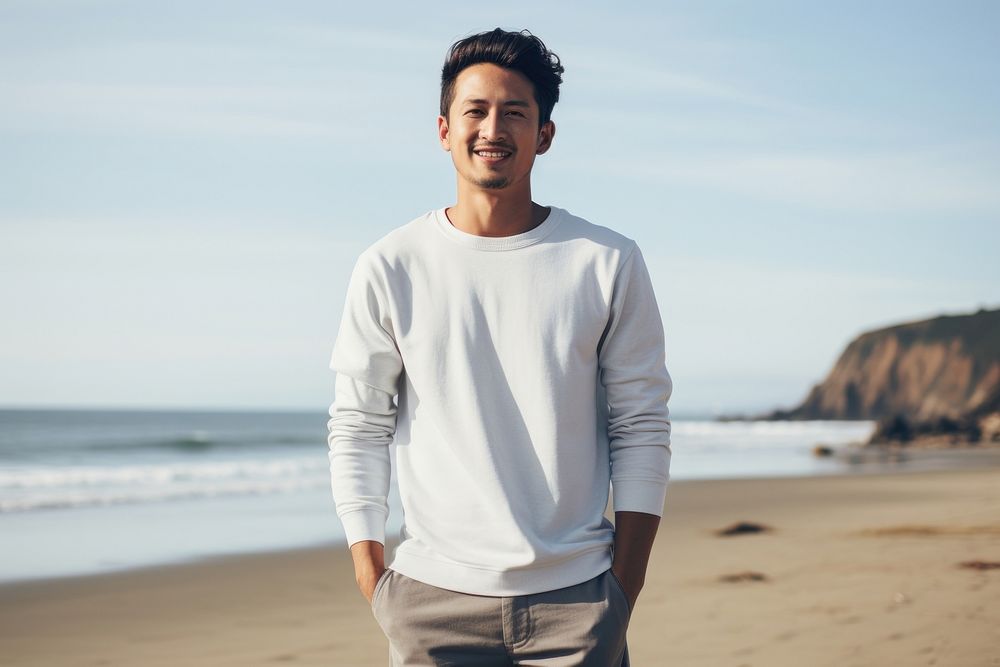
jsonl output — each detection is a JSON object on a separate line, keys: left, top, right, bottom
{"left": 327, "top": 251, "right": 404, "bottom": 547}
{"left": 327, "top": 374, "right": 396, "bottom": 546}
{"left": 598, "top": 243, "right": 673, "bottom": 517}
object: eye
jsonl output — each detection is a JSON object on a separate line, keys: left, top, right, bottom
{"left": 465, "top": 108, "right": 485, "bottom": 116}
{"left": 506, "top": 110, "right": 525, "bottom": 117}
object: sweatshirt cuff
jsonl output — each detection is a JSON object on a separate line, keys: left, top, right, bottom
{"left": 611, "top": 477, "right": 670, "bottom": 517}
{"left": 339, "top": 508, "right": 387, "bottom": 547}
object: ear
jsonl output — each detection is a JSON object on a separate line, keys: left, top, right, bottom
{"left": 437, "top": 115, "right": 451, "bottom": 152}
{"left": 535, "top": 120, "right": 555, "bottom": 155}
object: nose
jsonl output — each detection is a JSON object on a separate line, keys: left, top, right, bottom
{"left": 479, "top": 109, "right": 508, "bottom": 143}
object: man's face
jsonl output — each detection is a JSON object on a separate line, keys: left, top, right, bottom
{"left": 438, "top": 63, "right": 555, "bottom": 192}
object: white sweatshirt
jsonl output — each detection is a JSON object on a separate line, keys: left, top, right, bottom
{"left": 327, "top": 205, "right": 672, "bottom": 596}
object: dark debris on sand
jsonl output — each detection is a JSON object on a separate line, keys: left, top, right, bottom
{"left": 716, "top": 521, "right": 773, "bottom": 537}
{"left": 958, "top": 560, "right": 1000, "bottom": 570}
{"left": 719, "top": 571, "right": 769, "bottom": 583}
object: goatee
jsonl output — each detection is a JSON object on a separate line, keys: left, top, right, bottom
{"left": 476, "top": 176, "right": 510, "bottom": 189}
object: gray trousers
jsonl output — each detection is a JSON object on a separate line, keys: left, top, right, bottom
{"left": 370, "top": 567, "right": 632, "bottom": 666}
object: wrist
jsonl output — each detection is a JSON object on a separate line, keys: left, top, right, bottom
{"left": 350, "top": 540, "right": 385, "bottom": 569}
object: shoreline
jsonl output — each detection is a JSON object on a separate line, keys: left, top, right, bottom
{"left": 5, "top": 445, "right": 1000, "bottom": 588}
{"left": 3, "top": 463, "right": 1000, "bottom": 666}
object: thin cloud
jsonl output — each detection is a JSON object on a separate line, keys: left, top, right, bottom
{"left": 268, "top": 22, "right": 443, "bottom": 54}
{"left": 589, "top": 147, "right": 1000, "bottom": 215}
{"left": 0, "top": 80, "right": 411, "bottom": 138}
{"left": 571, "top": 52, "right": 801, "bottom": 114}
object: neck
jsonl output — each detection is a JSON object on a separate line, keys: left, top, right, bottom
{"left": 447, "top": 182, "right": 548, "bottom": 238}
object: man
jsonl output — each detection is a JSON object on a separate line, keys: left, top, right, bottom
{"left": 328, "top": 27, "right": 672, "bottom": 666}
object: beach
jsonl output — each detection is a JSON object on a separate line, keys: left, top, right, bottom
{"left": 3, "top": 462, "right": 999, "bottom": 667}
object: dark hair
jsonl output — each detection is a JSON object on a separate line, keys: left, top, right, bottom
{"left": 440, "top": 28, "right": 564, "bottom": 126}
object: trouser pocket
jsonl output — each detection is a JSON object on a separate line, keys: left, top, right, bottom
{"left": 371, "top": 567, "right": 393, "bottom": 610}
{"left": 606, "top": 568, "right": 634, "bottom": 618}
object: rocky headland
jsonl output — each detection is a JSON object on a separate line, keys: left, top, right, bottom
{"left": 762, "top": 307, "right": 1000, "bottom": 448}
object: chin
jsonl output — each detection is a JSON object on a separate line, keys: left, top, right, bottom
{"left": 476, "top": 177, "right": 511, "bottom": 189}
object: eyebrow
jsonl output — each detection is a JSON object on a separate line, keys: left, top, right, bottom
{"left": 461, "top": 98, "right": 531, "bottom": 108}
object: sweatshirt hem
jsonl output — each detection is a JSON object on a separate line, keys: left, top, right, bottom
{"left": 388, "top": 543, "right": 613, "bottom": 596}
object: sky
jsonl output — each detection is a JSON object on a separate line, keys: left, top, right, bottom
{"left": 1, "top": 0, "right": 998, "bottom": 417}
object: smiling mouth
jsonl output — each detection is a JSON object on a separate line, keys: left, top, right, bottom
{"left": 473, "top": 148, "right": 512, "bottom": 159}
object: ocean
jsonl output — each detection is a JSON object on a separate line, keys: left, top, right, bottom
{"left": 0, "top": 408, "right": 875, "bottom": 583}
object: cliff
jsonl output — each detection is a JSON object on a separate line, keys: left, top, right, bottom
{"left": 768, "top": 307, "right": 1000, "bottom": 422}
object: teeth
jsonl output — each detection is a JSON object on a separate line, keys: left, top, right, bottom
{"left": 476, "top": 151, "right": 509, "bottom": 158}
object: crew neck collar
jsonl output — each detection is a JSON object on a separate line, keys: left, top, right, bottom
{"left": 433, "top": 206, "right": 564, "bottom": 251}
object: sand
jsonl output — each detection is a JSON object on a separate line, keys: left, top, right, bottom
{"left": 3, "top": 464, "right": 1000, "bottom": 666}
